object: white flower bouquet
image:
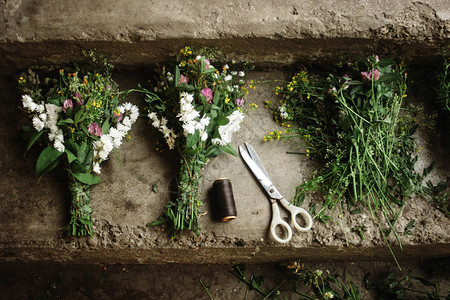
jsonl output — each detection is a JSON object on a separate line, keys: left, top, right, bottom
{"left": 144, "top": 47, "right": 251, "bottom": 237}
{"left": 18, "top": 61, "right": 139, "bottom": 236}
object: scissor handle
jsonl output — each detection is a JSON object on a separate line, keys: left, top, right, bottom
{"left": 280, "top": 198, "right": 313, "bottom": 232}
{"left": 270, "top": 202, "right": 293, "bottom": 243}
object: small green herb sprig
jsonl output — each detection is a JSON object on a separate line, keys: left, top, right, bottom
{"left": 265, "top": 56, "right": 446, "bottom": 266}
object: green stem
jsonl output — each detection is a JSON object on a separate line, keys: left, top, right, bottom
{"left": 67, "top": 178, "right": 93, "bottom": 237}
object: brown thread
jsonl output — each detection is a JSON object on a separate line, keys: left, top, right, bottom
{"left": 211, "top": 178, "right": 237, "bottom": 222}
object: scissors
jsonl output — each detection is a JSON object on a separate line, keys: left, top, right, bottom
{"left": 239, "top": 143, "right": 313, "bottom": 243}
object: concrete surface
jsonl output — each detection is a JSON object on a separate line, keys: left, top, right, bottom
{"left": 0, "top": 69, "right": 449, "bottom": 265}
{"left": 0, "top": 0, "right": 449, "bottom": 73}
{"left": 1, "top": 259, "right": 449, "bottom": 299}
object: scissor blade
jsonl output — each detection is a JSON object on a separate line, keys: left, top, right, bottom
{"left": 244, "top": 143, "right": 271, "bottom": 181}
{"left": 239, "top": 145, "right": 273, "bottom": 189}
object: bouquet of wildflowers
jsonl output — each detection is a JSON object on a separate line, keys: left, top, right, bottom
{"left": 265, "top": 56, "right": 448, "bottom": 265}
{"left": 18, "top": 61, "right": 139, "bottom": 236}
{"left": 144, "top": 47, "right": 250, "bottom": 237}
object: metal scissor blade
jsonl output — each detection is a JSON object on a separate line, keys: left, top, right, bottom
{"left": 239, "top": 145, "right": 273, "bottom": 189}
{"left": 243, "top": 143, "right": 272, "bottom": 182}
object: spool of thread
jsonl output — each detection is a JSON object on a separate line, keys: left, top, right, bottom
{"left": 211, "top": 178, "right": 237, "bottom": 222}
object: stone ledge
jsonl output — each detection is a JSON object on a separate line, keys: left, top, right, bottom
{"left": 1, "top": 70, "right": 449, "bottom": 265}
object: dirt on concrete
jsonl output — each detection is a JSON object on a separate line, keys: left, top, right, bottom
{"left": 0, "top": 258, "right": 449, "bottom": 299}
{"left": 0, "top": 68, "right": 448, "bottom": 265}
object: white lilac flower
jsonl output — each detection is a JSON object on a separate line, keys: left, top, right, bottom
{"left": 200, "top": 131, "right": 208, "bottom": 142}
{"left": 223, "top": 64, "right": 229, "bottom": 70}
{"left": 280, "top": 111, "right": 288, "bottom": 119}
{"left": 183, "top": 122, "right": 196, "bottom": 136}
{"left": 93, "top": 162, "right": 101, "bottom": 174}
{"left": 196, "top": 55, "right": 202, "bottom": 60}
{"left": 21, "top": 95, "right": 37, "bottom": 112}
{"left": 227, "top": 86, "right": 233, "bottom": 92}
{"left": 116, "top": 123, "right": 131, "bottom": 133}
{"left": 152, "top": 118, "right": 161, "bottom": 128}
{"left": 32, "top": 115, "right": 45, "bottom": 132}
{"left": 109, "top": 127, "right": 126, "bottom": 148}
{"left": 238, "top": 71, "right": 245, "bottom": 77}
{"left": 199, "top": 116, "right": 210, "bottom": 127}
{"left": 166, "top": 136, "right": 176, "bottom": 149}
{"left": 214, "top": 110, "right": 245, "bottom": 146}
{"left": 231, "top": 71, "right": 237, "bottom": 76}
{"left": 224, "top": 75, "right": 232, "bottom": 81}
{"left": 93, "top": 135, "right": 114, "bottom": 161}
{"left": 122, "top": 116, "right": 132, "bottom": 127}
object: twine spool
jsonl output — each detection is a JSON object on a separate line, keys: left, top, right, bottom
{"left": 211, "top": 178, "right": 237, "bottom": 222}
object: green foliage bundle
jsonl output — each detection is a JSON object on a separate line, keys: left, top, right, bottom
{"left": 18, "top": 56, "right": 139, "bottom": 236}
{"left": 144, "top": 47, "right": 252, "bottom": 238}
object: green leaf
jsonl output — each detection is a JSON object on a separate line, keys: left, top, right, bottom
{"left": 177, "top": 84, "right": 195, "bottom": 91}
{"left": 37, "top": 158, "right": 60, "bottom": 183}
{"left": 47, "top": 96, "right": 64, "bottom": 106}
{"left": 24, "top": 129, "right": 48, "bottom": 156}
{"left": 346, "top": 80, "right": 364, "bottom": 86}
{"left": 213, "top": 90, "right": 220, "bottom": 105}
{"left": 36, "top": 146, "right": 64, "bottom": 175}
{"left": 215, "top": 115, "right": 229, "bottom": 126}
{"left": 220, "top": 143, "right": 238, "bottom": 157}
{"left": 147, "top": 216, "right": 166, "bottom": 227}
{"left": 57, "top": 118, "right": 74, "bottom": 126}
{"left": 73, "top": 172, "right": 101, "bottom": 185}
{"left": 64, "top": 139, "right": 79, "bottom": 156}
{"left": 378, "top": 73, "right": 399, "bottom": 83}
{"left": 206, "top": 146, "right": 222, "bottom": 157}
{"left": 102, "top": 118, "right": 110, "bottom": 134}
{"left": 78, "top": 141, "right": 88, "bottom": 164}
{"left": 210, "top": 105, "right": 220, "bottom": 111}
{"left": 186, "top": 131, "right": 200, "bottom": 149}
{"left": 202, "top": 67, "right": 217, "bottom": 74}
{"left": 175, "top": 65, "right": 180, "bottom": 86}
{"left": 65, "top": 149, "right": 78, "bottom": 163}
{"left": 377, "top": 59, "right": 395, "bottom": 68}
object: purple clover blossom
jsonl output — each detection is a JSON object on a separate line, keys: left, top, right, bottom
{"left": 361, "top": 69, "right": 380, "bottom": 81}
{"left": 235, "top": 98, "right": 245, "bottom": 108}
{"left": 73, "top": 92, "right": 84, "bottom": 106}
{"left": 201, "top": 88, "right": 214, "bottom": 104}
{"left": 178, "top": 74, "right": 188, "bottom": 85}
{"left": 63, "top": 99, "right": 73, "bottom": 113}
{"left": 88, "top": 123, "right": 103, "bottom": 136}
{"left": 204, "top": 58, "right": 211, "bottom": 70}
{"left": 113, "top": 109, "right": 123, "bottom": 122}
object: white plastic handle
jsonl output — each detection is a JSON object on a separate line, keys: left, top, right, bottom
{"left": 280, "top": 198, "right": 313, "bottom": 232}
{"left": 270, "top": 202, "right": 293, "bottom": 243}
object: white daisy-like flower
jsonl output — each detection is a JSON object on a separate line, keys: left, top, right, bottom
{"left": 223, "top": 64, "right": 229, "bottom": 70}
{"left": 21, "top": 95, "right": 37, "bottom": 112}
{"left": 54, "top": 139, "right": 65, "bottom": 152}
{"left": 93, "top": 162, "right": 101, "bottom": 174}
{"left": 32, "top": 115, "right": 45, "bottom": 132}
{"left": 224, "top": 75, "right": 232, "bottom": 81}
{"left": 148, "top": 112, "right": 157, "bottom": 121}
{"left": 238, "top": 71, "right": 245, "bottom": 77}
{"left": 231, "top": 71, "right": 237, "bottom": 76}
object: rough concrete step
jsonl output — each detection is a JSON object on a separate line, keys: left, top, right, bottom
{"left": 1, "top": 70, "right": 449, "bottom": 265}
{"left": 1, "top": 0, "right": 449, "bottom": 74}
{"left": 1, "top": 259, "right": 449, "bottom": 299}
